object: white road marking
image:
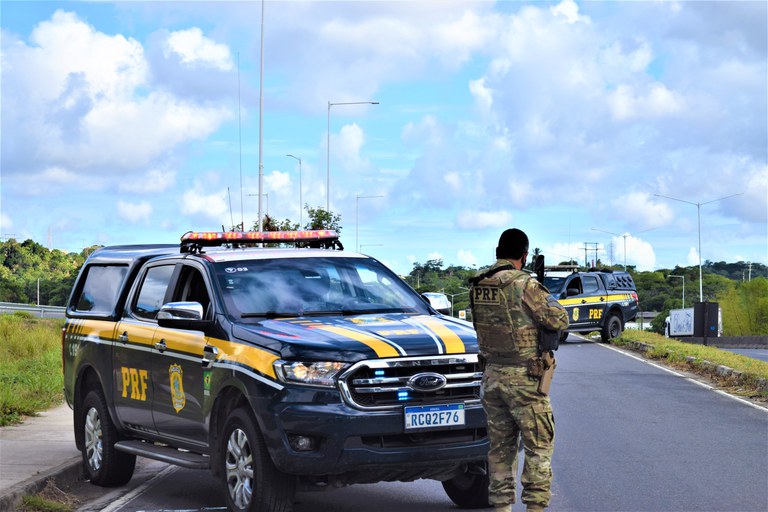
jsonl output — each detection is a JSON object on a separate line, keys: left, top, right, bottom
{"left": 573, "top": 334, "right": 768, "bottom": 413}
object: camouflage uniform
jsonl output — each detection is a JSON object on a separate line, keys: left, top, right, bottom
{"left": 471, "top": 260, "right": 568, "bottom": 510}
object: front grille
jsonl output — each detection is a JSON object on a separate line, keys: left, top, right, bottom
{"left": 338, "top": 355, "right": 482, "bottom": 410}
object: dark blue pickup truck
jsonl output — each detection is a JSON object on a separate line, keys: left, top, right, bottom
{"left": 63, "top": 230, "right": 489, "bottom": 512}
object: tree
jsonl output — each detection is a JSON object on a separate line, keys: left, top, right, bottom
{"left": 304, "top": 205, "right": 342, "bottom": 232}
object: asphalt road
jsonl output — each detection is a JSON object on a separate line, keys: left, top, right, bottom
{"left": 72, "top": 337, "right": 768, "bottom": 512}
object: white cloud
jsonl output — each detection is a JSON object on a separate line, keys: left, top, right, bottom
{"left": 607, "top": 83, "right": 684, "bottom": 121}
{"left": 456, "top": 210, "right": 513, "bottom": 230}
{"left": 0, "top": 213, "right": 12, "bottom": 232}
{"left": 2, "top": 11, "right": 233, "bottom": 176}
{"left": 180, "top": 187, "right": 229, "bottom": 221}
{"left": 164, "top": 28, "right": 234, "bottom": 70}
{"left": 265, "top": 170, "right": 292, "bottom": 193}
{"left": 427, "top": 252, "right": 444, "bottom": 262}
{"left": 117, "top": 200, "right": 152, "bottom": 223}
{"left": 402, "top": 115, "right": 443, "bottom": 147}
{"left": 457, "top": 249, "right": 478, "bottom": 267}
{"left": 610, "top": 192, "right": 674, "bottom": 229}
{"left": 469, "top": 77, "right": 493, "bottom": 114}
{"left": 687, "top": 247, "right": 700, "bottom": 266}
{"left": 551, "top": 0, "right": 590, "bottom": 25}
{"left": 120, "top": 169, "right": 176, "bottom": 194}
{"left": 334, "top": 123, "right": 367, "bottom": 171}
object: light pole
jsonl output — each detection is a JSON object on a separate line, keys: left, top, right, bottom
{"left": 668, "top": 274, "right": 685, "bottom": 308}
{"left": 356, "top": 194, "right": 384, "bottom": 252}
{"left": 447, "top": 289, "right": 470, "bottom": 317}
{"left": 327, "top": 100, "right": 379, "bottom": 211}
{"left": 591, "top": 227, "right": 655, "bottom": 270}
{"left": 654, "top": 192, "right": 743, "bottom": 302}
{"left": 286, "top": 154, "right": 302, "bottom": 226}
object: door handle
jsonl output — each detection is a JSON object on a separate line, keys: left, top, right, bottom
{"left": 581, "top": 299, "right": 587, "bottom": 304}
{"left": 118, "top": 332, "right": 129, "bottom": 343}
{"left": 203, "top": 345, "right": 218, "bottom": 368}
{"left": 154, "top": 339, "right": 167, "bottom": 352}
{"left": 600, "top": 297, "right": 605, "bottom": 302}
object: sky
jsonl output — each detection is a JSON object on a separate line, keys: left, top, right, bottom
{"left": 1, "top": 0, "right": 766, "bottom": 277}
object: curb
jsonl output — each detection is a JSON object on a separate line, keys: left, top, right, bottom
{"left": 0, "top": 457, "right": 82, "bottom": 511}
{"left": 621, "top": 340, "right": 768, "bottom": 393}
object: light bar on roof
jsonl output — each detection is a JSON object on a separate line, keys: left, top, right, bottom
{"left": 180, "top": 230, "right": 339, "bottom": 247}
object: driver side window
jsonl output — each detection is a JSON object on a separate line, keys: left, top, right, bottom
{"left": 133, "top": 265, "right": 175, "bottom": 320}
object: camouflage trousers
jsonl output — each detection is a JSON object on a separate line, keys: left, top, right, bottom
{"left": 482, "top": 364, "right": 555, "bottom": 509}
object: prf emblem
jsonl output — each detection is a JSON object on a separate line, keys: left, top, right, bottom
{"left": 169, "top": 364, "right": 186, "bottom": 413}
{"left": 473, "top": 286, "right": 500, "bottom": 305}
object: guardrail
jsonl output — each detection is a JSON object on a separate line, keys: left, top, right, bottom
{"left": 0, "top": 302, "right": 66, "bottom": 319}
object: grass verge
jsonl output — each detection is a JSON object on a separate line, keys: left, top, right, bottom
{"left": 613, "top": 329, "right": 768, "bottom": 402}
{"left": 0, "top": 314, "right": 64, "bottom": 426}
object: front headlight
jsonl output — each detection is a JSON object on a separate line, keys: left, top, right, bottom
{"left": 274, "top": 360, "right": 348, "bottom": 387}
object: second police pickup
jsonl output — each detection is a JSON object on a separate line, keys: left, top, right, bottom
{"left": 542, "top": 266, "right": 639, "bottom": 342}
{"left": 62, "top": 230, "right": 489, "bottom": 512}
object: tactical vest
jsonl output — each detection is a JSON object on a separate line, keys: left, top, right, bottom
{"left": 470, "top": 266, "right": 539, "bottom": 365}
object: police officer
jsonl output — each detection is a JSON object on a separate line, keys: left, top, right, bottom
{"left": 470, "top": 228, "right": 568, "bottom": 512}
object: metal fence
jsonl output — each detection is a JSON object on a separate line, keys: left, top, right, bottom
{"left": 0, "top": 302, "right": 66, "bottom": 319}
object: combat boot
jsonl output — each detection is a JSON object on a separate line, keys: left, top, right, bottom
{"left": 494, "top": 506, "right": 512, "bottom": 512}
{"left": 526, "top": 505, "right": 545, "bottom": 512}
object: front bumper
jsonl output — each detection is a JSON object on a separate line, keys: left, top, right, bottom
{"left": 260, "top": 392, "right": 488, "bottom": 479}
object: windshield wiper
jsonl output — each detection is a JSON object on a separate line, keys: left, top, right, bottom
{"left": 241, "top": 311, "right": 300, "bottom": 319}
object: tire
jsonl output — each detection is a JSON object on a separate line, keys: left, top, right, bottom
{"left": 601, "top": 313, "right": 623, "bottom": 342}
{"left": 221, "top": 407, "right": 295, "bottom": 512}
{"left": 442, "top": 462, "right": 491, "bottom": 509}
{"left": 559, "top": 331, "right": 569, "bottom": 343}
{"left": 78, "top": 389, "right": 136, "bottom": 486}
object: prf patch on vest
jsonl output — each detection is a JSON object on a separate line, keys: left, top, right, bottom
{"left": 473, "top": 286, "right": 500, "bottom": 305}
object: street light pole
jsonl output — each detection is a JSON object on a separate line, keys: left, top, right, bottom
{"left": 591, "top": 227, "right": 655, "bottom": 270}
{"left": 356, "top": 194, "right": 384, "bottom": 252}
{"left": 327, "top": 100, "right": 379, "bottom": 212}
{"left": 668, "top": 274, "right": 685, "bottom": 308}
{"left": 447, "top": 289, "right": 470, "bottom": 317}
{"left": 654, "top": 192, "right": 743, "bottom": 303}
{"left": 286, "top": 154, "right": 302, "bottom": 226}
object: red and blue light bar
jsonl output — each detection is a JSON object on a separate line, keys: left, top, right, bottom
{"left": 180, "top": 230, "right": 341, "bottom": 251}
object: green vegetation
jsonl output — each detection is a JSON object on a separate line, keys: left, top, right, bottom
{"left": 0, "top": 315, "right": 64, "bottom": 426}
{"left": 615, "top": 329, "right": 768, "bottom": 400}
{"left": 20, "top": 481, "right": 78, "bottom": 512}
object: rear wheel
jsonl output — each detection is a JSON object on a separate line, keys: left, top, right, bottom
{"left": 442, "top": 462, "right": 490, "bottom": 508}
{"left": 78, "top": 389, "right": 136, "bottom": 486}
{"left": 601, "top": 313, "right": 623, "bottom": 342}
{"left": 220, "top": 407, "right": 295, "bottom": 512}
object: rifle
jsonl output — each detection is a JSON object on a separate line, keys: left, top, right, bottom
{"left": 533, "top": 253, "right": 557, "bottom": 395}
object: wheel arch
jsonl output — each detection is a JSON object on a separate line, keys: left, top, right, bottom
{"left": 73, "top": 365, "right": 107, "bottom": 450}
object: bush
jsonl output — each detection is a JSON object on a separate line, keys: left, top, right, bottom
{"left": 0, "top": 316, "right": 64, "bottom": 425}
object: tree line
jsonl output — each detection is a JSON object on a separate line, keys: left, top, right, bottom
{"left": 2, "top": 213, "right": 765, "bottom": 336}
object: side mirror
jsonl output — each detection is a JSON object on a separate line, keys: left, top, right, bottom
{"left": 566, "top": 288, "right": 580, "bottom": 297}
{"left": 157, "top": 301, "right": 212, "bottom": 330}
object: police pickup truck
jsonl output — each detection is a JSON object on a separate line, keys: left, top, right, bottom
{"left": 62, "top": 230, "right": 489, "bottom": 512}
{"left": 542, "top": 266, "right": 639, "bottom": 342}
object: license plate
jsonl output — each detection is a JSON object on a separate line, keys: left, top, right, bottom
{"left": 404, "top": 403, "right": 465, "bottom": 431}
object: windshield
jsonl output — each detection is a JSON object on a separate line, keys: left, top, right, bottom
{"left": 543, "top": 276, "right": 567, "bottom": 295}
{"left": 215, "top": 256, "right": 429, "bottom": 318}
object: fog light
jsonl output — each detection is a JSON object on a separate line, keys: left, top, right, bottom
{"left": 288, "top": 434, "right": 317, "bottom": 452}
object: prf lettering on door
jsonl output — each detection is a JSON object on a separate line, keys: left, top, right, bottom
{"left": 121, "top": 367, "right": 148, "bottom": 401}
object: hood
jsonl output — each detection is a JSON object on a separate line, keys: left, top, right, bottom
{"left": 232, "top": 313, "right": 477, "bottom": 362}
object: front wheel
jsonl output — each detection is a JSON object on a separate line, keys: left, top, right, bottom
{"left": 601, "top": 313, "right": 623, "bottom": 342}
{"left": 220, "top": 407, "right": 295, "bottom": 512}
{"left": 442, "top": 462, "right": 490, "bottom": 508}
{"left": 78, "top": 389, "right": 136, "bottom": 486}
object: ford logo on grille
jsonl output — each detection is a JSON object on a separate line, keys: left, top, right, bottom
{"left": 408, "top": 372, "right": 447, "bottom": 392}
